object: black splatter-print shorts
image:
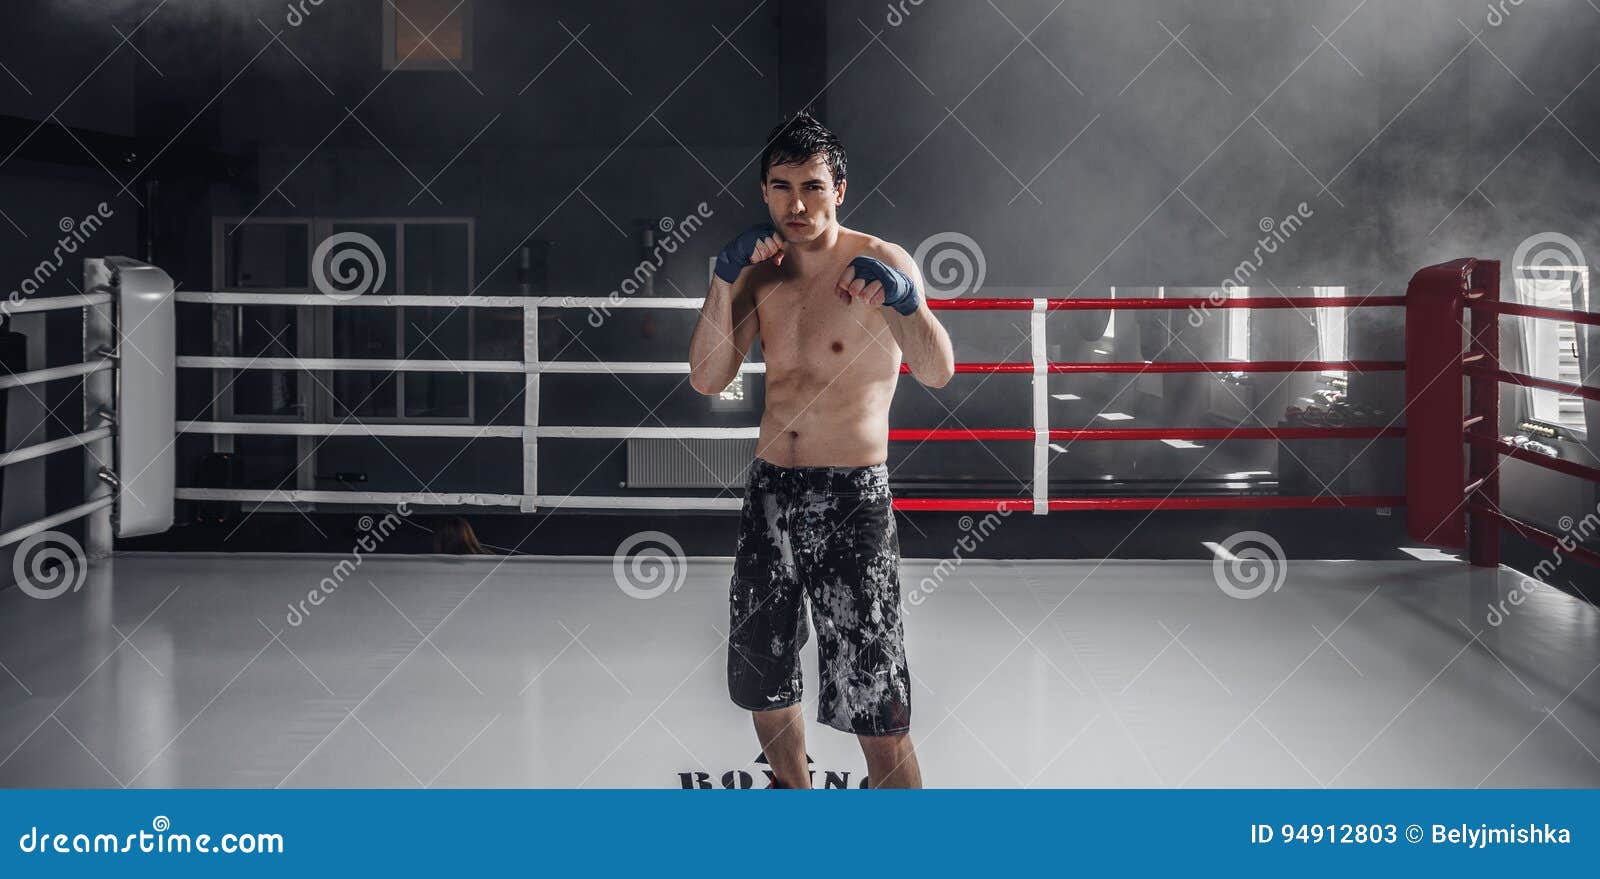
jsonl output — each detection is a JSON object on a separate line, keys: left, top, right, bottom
{"left": 727, "top": 457, "right": 911, "bottom": 736}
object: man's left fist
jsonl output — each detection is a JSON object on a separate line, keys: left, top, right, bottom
{"left": 836, "top": 256, "right": 921, "bottom": 316}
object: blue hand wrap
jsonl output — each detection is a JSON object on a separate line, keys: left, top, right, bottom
{"left": 849, "top": 256, "right": 921, "bottom": 316}
{"left": 713, "top": 225, "right": 776, "bottom": 283}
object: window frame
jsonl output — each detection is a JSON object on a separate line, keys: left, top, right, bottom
{"left": 1226, "top": 286, "right": 1250, "bottom": 362}
{"left": 209, "top": 216, "right": 479, "bottom": 496}
{"left": 1314, "top": 285, "right": 1348, "bottom": 381}
{"left": 312, "top": 217, "right": 478, "bottom": 427}
{"left": 1516, "top": 267, "right": 1589, "bottom": 439}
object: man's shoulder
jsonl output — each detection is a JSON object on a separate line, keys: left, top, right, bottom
{"left": 839, "top": 228, "right": 912, "bottom": 266}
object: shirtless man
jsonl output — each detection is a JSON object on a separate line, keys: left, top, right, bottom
{"left": 688, "top": 111, "right": 955, "bottom": 789}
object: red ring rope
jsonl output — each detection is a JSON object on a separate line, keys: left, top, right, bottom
{"left": 886, "top": 292, "right": 1407, "bottom": 514}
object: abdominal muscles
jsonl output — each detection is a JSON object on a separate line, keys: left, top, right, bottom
{"left": 756, "top": 371, "right": 896, "bottom": 468}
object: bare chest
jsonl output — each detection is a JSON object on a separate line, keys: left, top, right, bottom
{"left": 753, "top": 271, "right": 894, "bottom": 374}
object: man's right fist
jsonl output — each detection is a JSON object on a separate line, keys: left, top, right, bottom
{"left": 714, "top": 224, "right": 783, "bottom": 283}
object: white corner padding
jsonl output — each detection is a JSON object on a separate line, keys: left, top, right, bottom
{"left": 104, "top": 257, "right": 176, "bottom": 538}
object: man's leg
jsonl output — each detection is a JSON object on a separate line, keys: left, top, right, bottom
{"left": 806, "top": 466, "right": 917, "bottom": 783}
{"left": 728, "top": 460, "right": 810, "bottom": 787}
{"left": 858, "top": 731, "right": 922, "bottom": 788}
{"left": 752, "top": 705, "right": 811, "bottom": 788}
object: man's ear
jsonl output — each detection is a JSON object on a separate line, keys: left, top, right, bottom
{"left": 759, "top": 178, "right": 769, "bottom": 206}
{"left": 835, "top": 178, "right": 847, "bottom": 205}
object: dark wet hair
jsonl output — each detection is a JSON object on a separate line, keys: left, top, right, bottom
{"left": 760, "top": 110, "right": 847, "bottom": 187}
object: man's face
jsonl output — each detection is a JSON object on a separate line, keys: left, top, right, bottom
{"left": 761, "top": 155, "right": 845, "bottom": 244}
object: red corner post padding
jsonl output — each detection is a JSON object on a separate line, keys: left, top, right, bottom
{"left": 1404, "top": 259, "right": 1474, "bottom": 550}
{"left": 1464, "top": 259, "right": 1503, "bottom": 567}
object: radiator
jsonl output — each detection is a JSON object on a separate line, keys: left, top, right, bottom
{"left": 626, "top": 437, "right": 757, "bottom": 488}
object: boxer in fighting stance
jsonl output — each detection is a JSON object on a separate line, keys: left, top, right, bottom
{"left": 689, "top": 111, "right": 954, "bottom": 788}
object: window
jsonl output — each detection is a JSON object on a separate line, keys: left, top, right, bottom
{"left": 212, "top": 218, "right": 313, "bottom": 420}
{"left": 1102, "top": 286, "right": 1120, "bottom": 340}
{"left": 1516, "top": 266, "right": 1589, "bottom": 438}
{"left": 1314, "top": 285, "right": 1348, "bottom": 379}
{"left": 318, "top": 219, "right": 476, "bottom": 423}
{"left": 213, "top": 216, "right": 477, "bottom": 426}
{"left": 1226, "top": 287, "right": 1250, "bottom": 361}
{"left": 384, "top": 0, "right": 472, "bottom": 71}
{"left": 711, "top": 373, "right": 750, "bottom": 411}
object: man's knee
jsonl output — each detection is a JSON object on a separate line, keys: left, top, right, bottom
{"left": 857, "top": 730, "right": 913, "bottom": 759}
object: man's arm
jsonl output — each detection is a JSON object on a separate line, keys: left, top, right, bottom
{"left": 688, "top": 274, "right": 760, "bottom": 396}
{"left": 842, "top": 243, "right": 955, "bottom": 388}
{"left": 690, "top": 226, "right": 781, "bottom": 395}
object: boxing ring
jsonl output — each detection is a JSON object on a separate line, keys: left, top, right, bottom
{"left": 0, "top": 257, "right": 173, "bottom": 561}
{"left": 167, "top": 288, "right": 1411, "bottom": 515}
{"left": 0, "top": 256, "right": 1597, "bottom": 788}
{"left": 165, "top": 256, "right": 1600, "bottom": 563}
{"left": 1407, "top": 258, "right": 1600, "bottom": 571}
